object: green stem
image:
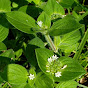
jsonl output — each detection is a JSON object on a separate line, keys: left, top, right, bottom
{"left": 77, "top": 11, "right": 88, "bottom": 21}
{"left": 83, "top": 0, "right": 85, "bottom": 6}
{"left": 67, "top": 8, "right": 71, "bottom": 15}
{"left": 73, "top": 28, "right": 88, "bottom": 60}
{"left": 78, "top": 84, "right": 88, "bottom": 88}
{"left": 44, "top": 34, "right": 57, "bottom": 53}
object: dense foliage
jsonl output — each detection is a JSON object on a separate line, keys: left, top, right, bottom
{"left": 0, "top": 0, "right": 88, "bottom": 88}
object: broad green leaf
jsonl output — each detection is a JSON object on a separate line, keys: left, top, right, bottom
{"left": 35, "top": 72, "right": 53, "bottom": 88}
{"left": 0, "top": 49, "right": 15, "bottom": 60}
{"left": 28, "top": 68, "right": 36, "bottom": 87}
{"left": 54, "top": 56, "right": 86, "bottom": 82}
{"left": 24, "top": 84, "right": 36, "bottom": 88}
{"left": 49, "top": 15, "right": 82, "bottom": 36}
{"left": 54, "top": 29, "right": 82, "bottom": 53}
{"left": 11, "top": 84, "right": 27, "bottom": 88}
{"left": 35, "top": 48, "right": 53, "bottom": 75}
{"left": 56, "top": 81, "right": 78, "bottom": 88}
{"left": 29, "top": 37, "right": 45, "bottom": 48}
{"left": 6, "top": 11, "right": 38, "bottom": 34}
{"left": 0, "top": 42, "right": 7, "bottom": 51}
{"left": 37, "top": 11, "right": 51, "bottom": 29}
{"left": 25, "top": 37, "right": 45, "bottom": 66}
{"left": 57, "top": 0, "right": 74, "bottom": 8}
{"left": 0, "top": 56, "right": 10, "bottom": 72}
{"left": 2, "top": 64, "right": 28, "bottom": 87}
{"left": 0, "top": 0, "right": 11, "bottom": 12}
{"left": 0, "top": 17, "right": 9, "bottom": 42}
{"left": 44, "top": 0, "right": 65, "bottom": 18}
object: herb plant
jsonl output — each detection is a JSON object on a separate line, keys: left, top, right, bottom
{"left": 0, "top": 0, "right": 88, "bottom": 88}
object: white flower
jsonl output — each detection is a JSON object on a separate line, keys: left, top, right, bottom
{"left": 61, "top": 65, "right": 67, "bottom": 69}
{"left": 37, "top": 21, "right": 43, "bottom": 27}
{"left": 61, "top": 15, "right": 66, "bottom": 18}
{"left": 52, "top": 55, "right": 58, "bottom": 61}
{"left": 55, "top": 71, "right": 62, "bottom": 77}
{"left": 28, "top": 74, "right": 35, "bottom": 80}
{"left": 46, "top": 70, "right": 50, "bottom": 72}
{"left": 48, "top": 57, "right": 53, "bottom": 63}
{"left": 46, "top": 65, "right": 49, "bottom": 67}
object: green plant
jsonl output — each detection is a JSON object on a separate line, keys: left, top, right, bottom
{"left": 0, "top": 0, "right": 88, "bottom": 88}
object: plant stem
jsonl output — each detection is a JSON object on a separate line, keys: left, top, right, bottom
{"left": 73, "top": 28, "right": 88, "bottom": 60}
{"left": 44, "top": 34, "right": 57, "bottom": 53}
{"left": 67, "top": 8, "right": 71, "bottom": 15}
{"left": 77, "top": 11, "right": 88, "bottom": 21}
{"left": 78, "top": 84, "right": 88, "bottom": 88}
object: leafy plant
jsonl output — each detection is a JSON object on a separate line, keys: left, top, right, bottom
{"left": 0, "top": 0, "right": 88, "bottom": 88}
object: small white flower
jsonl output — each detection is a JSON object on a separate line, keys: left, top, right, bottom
{"left": 37, "top": 21, "right": 43, "bottom": 27}
{"left": 29, "top": 74, "right": 35, "bottom": 80}
{"left": 61, "top": 65, "right": 67, "bottom": 69}
{"left": 52, "top": 55, "right": 58, "bottom": 61}
{"left": 46, "top": 70, "right": 50, "bottom": 72}
{"left": 48, "top": 57, "right": 53, "bottom": 63}
{"left": 55, "top": 71, "right": 62, "bottom": 77}
{"left": 46, "top": 65, "right": 49, "bottom": 67}
{"left": 61, "top": 15, "right": 66, "bottom": 18}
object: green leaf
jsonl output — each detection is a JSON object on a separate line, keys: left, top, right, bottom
{"left": 29, "top": 37, "right": 45, "bottom": 48}
{"left": 0, "top": 42, "right": 7, "bottom": 51}
{"left": 57, "top": 0, "right": 74, "bottom": 8}
{"left": 15, "top": 48, "right": 23, "bottom": 60}
{"left": 26, "top": 0, "right": 41, "bottom": 5}
{"left": 35, "top": 72, "right": 53, "bottom": 88}
{"left": 0, "top": 49, "right": 15, "bottom": 60}
{"left": 49, "top": 15, "right": 82, "bottom": 36}
{"left": 54, "top": 29, "right": 83, "bottom": 53}
{"left": 24, "top": 84, "right": 36, "bottom": 88}
{"left": 0, "top": 56, "right": 10, "bottom": 72}
{"left": 54, "top": 56, "right": 86, "bottom": 82}
{"left": 6, "top": 11, "right": 38, "bottom": 34}
{"left": 44, "top": 0, "right": 65, "bottom": 18}
{"left": 0, "top": 0, "right": 11, "bottom": 12}
{"left": 2, "top": 64, "right": 28, "bottom": 87}
{"left": 35, "top": 48, "right": 53, "bottom": 75}
{"left": 37, "top": 11, "right": 51, "bottom": 29}
{"left": 56, "top": 81, "right": 78, "bottom": 88}
{"left": 0, "top": 17, "right": 9, "bottom": 42}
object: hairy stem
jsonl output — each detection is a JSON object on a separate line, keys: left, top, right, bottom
{"left": 44, "top": 34, "right": 57, "bottom": 53}
{"left": 73, "top": 28, "right": 88, "bottom": 60}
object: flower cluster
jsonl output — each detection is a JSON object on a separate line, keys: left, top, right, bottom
{"left": 48, "top": 55, "right": 58, "bottom": 63}
{"left": 46, "top": 55, "right": 67, "bottom": 78}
